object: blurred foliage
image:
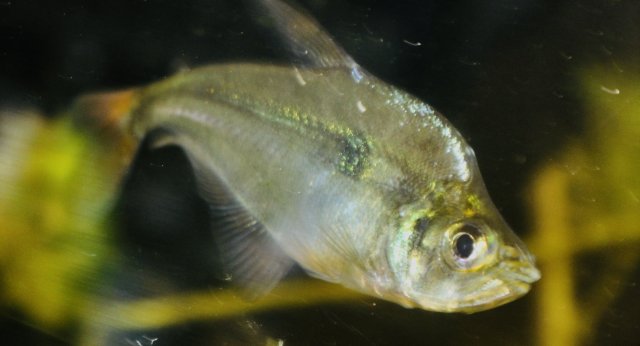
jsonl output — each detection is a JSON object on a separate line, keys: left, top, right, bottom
{"left": 0, "top": 112, "right": 122, "bottom": 329}
{"left": 528, "top": 63, "right": 640, "bottom": 346}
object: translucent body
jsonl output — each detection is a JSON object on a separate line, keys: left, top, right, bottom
{"left": 124, "top": 63, "right": 539, "bottom": 312}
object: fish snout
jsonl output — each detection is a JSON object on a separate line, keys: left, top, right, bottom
{"left": 500, "top": 246, "right": 541, "bottom": 284}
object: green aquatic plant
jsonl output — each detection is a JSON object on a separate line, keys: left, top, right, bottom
{"left": 528, "top": 64, "right": 640, "bottom": 346}
{"left": 0, "top": 112, "right": 122, "bottom": 329}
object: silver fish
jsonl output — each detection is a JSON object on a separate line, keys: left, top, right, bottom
{"left": 78, "top": 0, "right": 539, "bottom": 313}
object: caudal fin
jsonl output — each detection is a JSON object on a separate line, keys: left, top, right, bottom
{"left": 70, "top": 88, "right": 142, "bottom": 166}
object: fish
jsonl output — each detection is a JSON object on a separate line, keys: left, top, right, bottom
{"left": 74, "top": 0, "right": 540, "bottom": 313}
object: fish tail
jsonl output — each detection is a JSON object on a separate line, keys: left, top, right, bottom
{"left": 70, "top": 88, "right": 142, "bottom": 164}
{"left": 71, "top": 89, "right": 139, "bottom": 134}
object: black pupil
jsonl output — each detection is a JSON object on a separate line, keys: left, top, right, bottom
{"left": 455, "top": 233, "right": 474, "bottom": 258}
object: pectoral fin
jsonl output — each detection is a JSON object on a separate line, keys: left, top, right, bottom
{"left": 187, "top": 151, "right": 294, "bottom": 298}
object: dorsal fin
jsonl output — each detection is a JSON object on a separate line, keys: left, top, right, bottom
{"left": 252, "top": 0, "right": 365, "bottom": 80}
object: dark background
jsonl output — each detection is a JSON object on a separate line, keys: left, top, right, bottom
{"left": 1, "top": 0, "right": 639, "bottom": 344}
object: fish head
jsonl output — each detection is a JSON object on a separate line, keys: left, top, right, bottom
{"left": 386, "top": 172, "right": 540, "bottom": 313}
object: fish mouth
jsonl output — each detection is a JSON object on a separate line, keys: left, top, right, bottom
{"left": 436, "top": 260, "right": 541, "bottom": 313}
{"left": 459, "top": 260, "right": 540, "bottom": 312}
{"left": 499, "top": 243, "right": 541, "bottom": 283}
{"left": 452, "top": 281, "right": 533, "bottom": 313}
{"left": 462, "top": 255, "right": 542, "bottom": 311}
{"left": 409, "top": 264, "right": 539, "bottom": 313}
{"left": 500, "top": 259, "right": 541, "bottom": 284}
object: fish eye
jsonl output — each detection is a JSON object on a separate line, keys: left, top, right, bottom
{"left": 453, "top": 232, "right": 474, "bottom": 259}
{"left": 452, "top": 223, "right": 482, "bottom": 259}
{"left": 444, "top": 222, "right": 492, "bottom": 271}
